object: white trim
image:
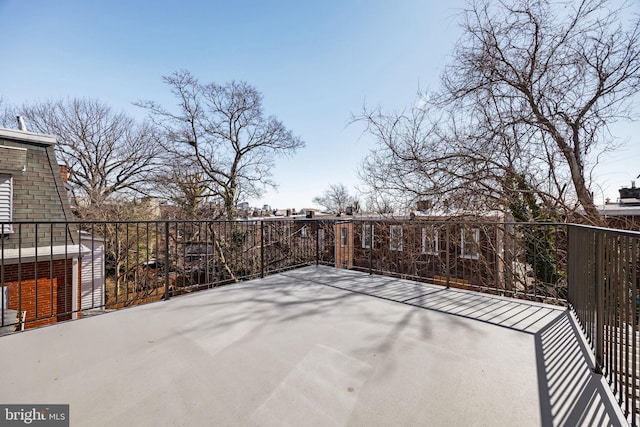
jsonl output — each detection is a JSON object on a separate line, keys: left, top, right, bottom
{"left": 390, "top": 224, "right": 403, "bottom": 251}
{"left": 0, "top": 244, "right": 91, "bottom": 265}
{"left": 0, "top": 128, "right": 56, "bottom": 145}
{"left": 0, "top": 145, "right": 28, "bottom": 152}
{"left": 362, "top": 224, "right": 374, "bottom": 249}
{"left": 460, "top": 228, "right": 480, "bottom": 259}
{"left": 421, "top": 226, "right": 440, "bottom": 255}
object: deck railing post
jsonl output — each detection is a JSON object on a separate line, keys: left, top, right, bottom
{"left": 164, "top": 221, "right": 170, "bottom": 301}
{"left": 446, "top": 223, "right": 451, "bottom": 289}
{"left": 261, "top": 220, "right": 265, "bottom": 277}
{"left": 595, "top": 230, "right": 604, "bottom": 374}
{"left": 369, "top": 221, "right": 373, "bottom": 276}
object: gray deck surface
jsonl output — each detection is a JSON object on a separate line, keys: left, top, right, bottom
{"left": 0, "top": 266, "right": 628, "bottom": 426}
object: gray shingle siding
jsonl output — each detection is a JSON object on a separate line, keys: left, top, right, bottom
{"left": 0, "top": 146, "right": 27, "bottom": 174}
{"left": 0, "top": 131, "right": 76, "bottom": 250}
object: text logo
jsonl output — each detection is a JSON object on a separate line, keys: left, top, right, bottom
{"left": 0, "top": 405, "right": 68, "bottom": 427}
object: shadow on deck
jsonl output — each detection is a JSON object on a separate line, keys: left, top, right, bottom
{"left": 0, "top": 266, "right": 627, "bottom": 426}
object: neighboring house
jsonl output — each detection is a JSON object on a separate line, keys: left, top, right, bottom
{"left": 599, "top": 182, "right": 640, "bottom": 230}
{"left": 350, "top": 216, "right": 507, "bottom": 287}
{"left": 0, "top": 127, "right": 90, "bottom": 330}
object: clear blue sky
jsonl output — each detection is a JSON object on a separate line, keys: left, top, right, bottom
{"left": 1, "top": 0, "right": 638, "bottom": 210}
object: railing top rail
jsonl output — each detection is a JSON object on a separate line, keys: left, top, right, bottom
{"left": 350, "top": 218, "right": 567, "bottom": 226}
{"left": 567, "top": 223, "right": 640, "bottom": 238}
{"left": 5, "top": 219, "right": 640, "bottom": 238}
{"left": 0, "top": 218, "right": 339, "bottom": 226}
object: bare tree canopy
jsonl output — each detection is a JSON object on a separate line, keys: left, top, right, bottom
{"left": 358, "top": 0, "right": 640, "bottom": 223}
{"left": 11, "top": 98, "right": 162, "bottom": 216}
{"left": 313, "top": 183, "right": 357, "bottom": 213}
{"left": 137, "top": 70, "right": 305, "bottom": 219}
{"left": 154, "top": 158, "right": 219, "bottom": 220}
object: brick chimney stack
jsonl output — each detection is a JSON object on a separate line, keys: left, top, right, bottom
{"left": 59, "top": 164, "right": 69, "bottom": 183}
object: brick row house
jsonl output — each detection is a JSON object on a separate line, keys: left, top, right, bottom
{"left": 349, "top": 217, "right": 502, "bottom": 283}
{"left": 0, "top": 127, "right": 93, "bottom": 332}
{"left": 330, "top": 215, "right": 564, "bottom": 299}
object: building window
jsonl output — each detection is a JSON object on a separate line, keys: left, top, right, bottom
{"left": 318, "top": 228, "right": 325, "bottom": 248}
{"left": 284, "top": 223, "right": 291, "bottom": 244}
{"left": 421, "top": 226, "right": 439, "bottom": 255}
{"left": 266, "top": 224, "right": 273, "bottom": 243}
{"left": 300, "top": 226, "right": 308, "bottom": 238}
{"left": 340, "top": 227, "right": 348, "bottom": 247}
{"left": 390, "top": 225, "right": 403, "bottom": 251}
{"left": 461, "top": 228, "right": 480, "bottom": 259}
{"left": 0, "top": 175, "right": 12, "bottom": 234}
{"left": 362, "top": 224, "right": 374, "bottom": 249}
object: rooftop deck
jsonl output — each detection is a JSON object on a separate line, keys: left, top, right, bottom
{"left": 0, "top": 266, "right": 627, "bottom": 426}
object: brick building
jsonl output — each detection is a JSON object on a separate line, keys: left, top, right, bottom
{"left": 0, "top": 127, "right": 89, "bottom": 331}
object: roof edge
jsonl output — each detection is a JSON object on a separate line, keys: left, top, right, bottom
{"left": 0, "top": 128, "right": 57, "bottom": 146}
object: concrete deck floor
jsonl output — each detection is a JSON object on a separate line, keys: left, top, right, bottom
{"left": 0, "top": 266, "right": 628, "bottom": 426}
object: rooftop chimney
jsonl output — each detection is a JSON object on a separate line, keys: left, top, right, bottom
{"left": 59, "top": 165, "right": 69, "bottom": 183}
{"left": 16, "top": 116, "right": 26, "bottom": 131}
{"left": 417, "top": 200, "right": 433, "bottom": 211}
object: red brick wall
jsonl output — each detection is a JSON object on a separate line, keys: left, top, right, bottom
{"left": 335, "top": 223, "right": 353, "bottom": 269}
{"left": 3, "top": 259, "right": 75, "bottom": 329}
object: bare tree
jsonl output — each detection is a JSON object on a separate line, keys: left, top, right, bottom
{"left": 313, "top": 183, "right": 356, "bottom": 213}
{"left": 438, "top": 0, "right": 640, "bottom": 223}
{"left": 136, "top": 71, "right": 305, "bottom": 220}
{"left": 153, "top": 157, "right": 222, "bottom": 220}
{"left": 357, "top": 102, "right": 569, "bottom": 219}
{"left": 0, "top": 98, "right": 11, "bottom": 127}
{"left": 358, "top": 0, "right": 640, "bottom": 224}
{"left": 13, "top": 98, "right": 162, "bottom": 217}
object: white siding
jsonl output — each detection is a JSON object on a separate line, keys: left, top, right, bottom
{"left": 0, "top": 176, "right": 12, "bottom": 234}
{"left": 81, "top": 240, "right": 105, "bottom": 310}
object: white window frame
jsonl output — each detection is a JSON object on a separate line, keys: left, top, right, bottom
{"left": 340, "top": 227, "right": 348, "bottom": 247}
{"left": 0, "top": 175, "right": 13, "bottom": 234}
{"left": 284, "top": 223, "right": 291, "bottom": 244}
{"left": 390, "top": 224, "right": 403, "bottom": 251}
{"left": 421, "top": 226, "right": 439, "bottom": 255}
{"left": 461, "top": 228, "right": 480, "bottom": 259}
{"left": 362, "top": 224, "right": 374, "bottom": 249}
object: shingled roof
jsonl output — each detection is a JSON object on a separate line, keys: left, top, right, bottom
{"left": 0, "top": 127, "right": 75, "bottom": 251}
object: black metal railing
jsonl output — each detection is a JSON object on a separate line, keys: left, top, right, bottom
{"left": 0, "top": 219, "right": 336, "bottom": 333}
{"left": 1, "top": 218, "right": 570, "bottom": 332}
{"left": 348, "top": 219, "right": 568, "bottom": 303}
{"left": 3, "top": 217, "right": 640, "bottom": 423}
{"left": 568, "top": 224, "right": 640, "bottom": 426}
{"left": 0, "top": 218, "right": 601, "bottom": 327}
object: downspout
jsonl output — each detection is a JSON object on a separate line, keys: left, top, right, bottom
{"left": 72, "top": 257, "right": 79, "bottom": 320}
